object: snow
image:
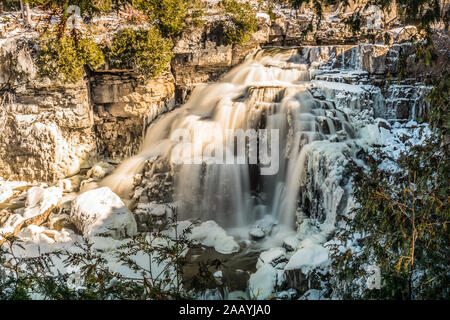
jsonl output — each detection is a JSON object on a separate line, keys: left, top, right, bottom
{"left": 23, "top": 186, "right": 62, "bottom": 219}
{"left": 313, "top": 80, "right": 365, "bottom": 94}
{"left": 0, "top": 214, "right": 24, "bottom": 236}
{"left": 285, "top": 242, "right": 329, "bottom": 273}
{"left": 256, "top": 247, "right": 286, "bottom": 269}
{"left": 17, "top": 225, "right": 57, "bottom": 244}
{"left": 359, "top": 123, "right": 392, "bottom": 146}
{"left": 359, "top": 120, "right": 432, "bottom": 173}
{"left": 0, "top": 185, "right": 13, "bottom": 203}
{"left": 248, "top": 264, "right": 277, "bottom": 300}
{"left": 70, "top": 187, "right": 137, "bottom": 241}
{"left": 256, "top": 12, "right": 271, "bottom": 24}
{"left": 0, "top": 180, "right": 29, "bottom": 203}
{"left": 135, "top": 202, "right": 173, "bottom": 217}
{"left": 189, "top": 220, "right": 240, "bottom": 254}
{"left": 299, "top": 289, "right": 327, "bottom": 300}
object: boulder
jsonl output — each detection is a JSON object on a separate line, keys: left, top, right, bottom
{"left": 0, "top": 185, "right": 63, "bottom": 245}
{"left": 248, "top": 264, "right": 278, "bottom": 300}
{"left": 189, "top": 221, "right": 240, "bottom": 254}
{"left": 133, "top": 202, "right": 175, "bottom": 232}
{"left": 70, "top": 187, "right": 137, "bottom": 241}
{"left": 22, "top": 186, "right": 63, "bottom": 226}
{"left": 48, "top": 212, "right": 76, "bottom": 232}
{"left": 249, "top": 215, "right": 276, "bottom": 240}
{"left": 283, "top": 244, "right": 330, "bottom": 294}
{"left": 256, "top": 248, "right": 287, "bottom": 269}
{"left": 0, "top": 213, "right": 25, "bottom": 245}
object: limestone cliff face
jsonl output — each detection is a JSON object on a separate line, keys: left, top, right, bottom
{"left": 0, "top": 37, "right": 97, "bottom": 181}
{"left": 0, "top": 1, "right": 437, "bottom": 183}
{"left": 90, "top": 69, "right": 176, "bottom": 160}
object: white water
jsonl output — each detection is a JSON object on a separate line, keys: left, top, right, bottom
{"left": 102, "top": 48, "right": 357, "bottom": 234}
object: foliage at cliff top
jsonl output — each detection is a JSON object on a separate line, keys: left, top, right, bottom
{"left": 13, "top": 0, "right": 131, "bottom": 15}
{"left": 108, "top": 27, "right": 173, "bottom": 79}
{"left": 37, "top": 28, "right": 104, "bottom": 83}
{"left": 221, "top": 0, "right": 258, "bottom": 45}
{"left": 132, "top": 0, "right": 204, "bottom": 37}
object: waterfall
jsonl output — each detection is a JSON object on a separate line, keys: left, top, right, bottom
{"left": 102, "top": 47, "right": 358, "bottom": 234}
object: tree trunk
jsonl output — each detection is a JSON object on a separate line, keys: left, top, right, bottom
{"left": 20, "top": 0, "right": 25, "bottom": 21}
{"left": 25, "top": 2, "right": 32, "bottom": 27}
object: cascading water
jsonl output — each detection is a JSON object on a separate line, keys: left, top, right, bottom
{"left": 102, "top": 47, "right": 358, "bottom": 238}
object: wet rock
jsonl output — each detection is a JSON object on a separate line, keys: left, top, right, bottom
{"left": 57, "top": 179, "right": 73, "bottom": 193}
{"left": 383, "top": 84, "right": 431, "bottom": 120}
{"left": 67, "top": 175, "right": 84, "bottom": 193}
{"left": 133, "top": 202, "right": 176, "bottom": 232}
{"left": 377, "top": 119, "right": 391, "bottom": 130}
{"left": 400, "top": 133, "right": 412, "bottom": 143}
{"left": 132, "top": 157, "right": 175, "bottom": 204}
{"left": 79, "top": 178, "right": 99, "bottom": 194}
{"left": 396, "top": 100, "right": 411, "bottom": 119}
{"left": 283, "top": 244, "right": 330, "bottom": 294}
{"left": 284, "top": 267, "right": 327, "bottom": 296}
{"left": 249, "top": 227, "right": 265, "bottom": 240}
{"left": 87, "top": 162, "right": 115, "bottom": 180}
{"left": 249, "top": 215, "right": 276, "bottom": 240}
{"left": 92, "top": 69, "right": 176, "bottom": 160}
{"left": 48, "top": 212, "right": 76, "bottom": 232}
{"left": 276, "top": 289, "right": 298, "bottom": 300}
{"left": 0, "top": 210, "right": 12, "bottom": 227}
{"left": 0, "top": 214, "right": 25, "bottom": 245}
{"left": 70, "top": 187, "right": 137, "bottom": 241}
{"left": 358, "top": 44, "right": 389, "bottom": 74}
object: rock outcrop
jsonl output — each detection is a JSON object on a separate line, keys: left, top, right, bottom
{"left": 0, "top": 185, "right": 62, "bottom": 245}
{"left": 70, "top": 187, "right": 137, "bottom": 241}
{"left": 91, "top": 69, "right": 176, "bottom": 160}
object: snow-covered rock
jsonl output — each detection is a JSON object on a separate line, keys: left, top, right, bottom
{"left": 0, "top": 186, "right": 62, "bottom": 245}
{"left": 0, "top": 184, "right": 13, "bottom": 203}
{"left": 189, "top": 220, "right": 240, "bottom": 254}
{"left": 70, "top": 187, "right": 137, "bottom": 241}
{"left": 248, "top": 264, "right": 277, "bottom": 300}
{"left": 285, "top": 243, "right": 329, "bottom": 273}
{"left": 249, "top": 215, "right": 276, "bottom": 240}
{"left": 23, "top": 186, "right": 62, "bottom": 221}
{"left": 17, "top": 225, "right": 56, "bottom": 244}
{"left": 134, "top": 201, "right": 176, "bottom": 232}
{"left": 256, "top": 247, "right": 287, "bottom": 269}
{"left": 0, "top": 214, "right": 25, "bottom": 237}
